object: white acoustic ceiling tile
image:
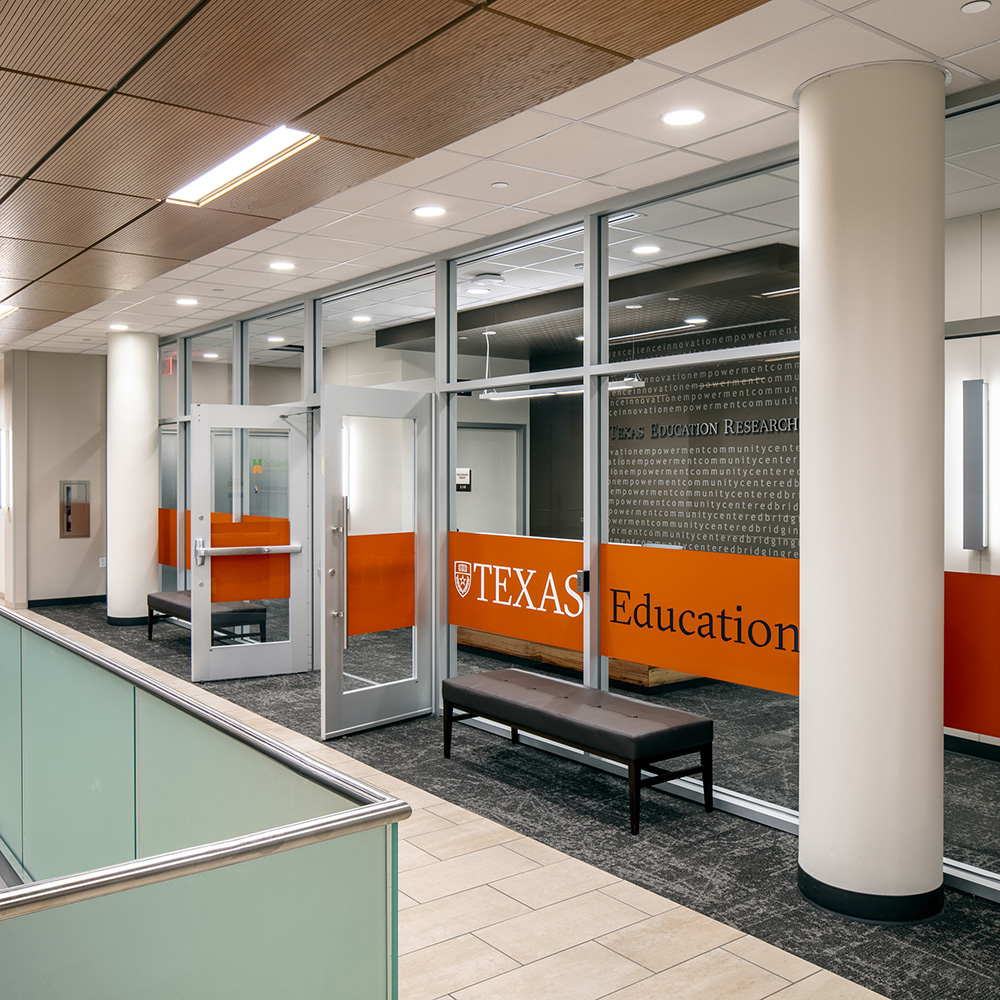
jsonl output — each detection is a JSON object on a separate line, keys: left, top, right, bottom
{"left": 946, "top": 182, "right": 1000, "bottom": 220}
{"left": 646, "top": 0, "right": 828, "bottom": 73}
{"left": 268, "top": 207, "right": 348, "bottom": 234}
{"left": 948, "top": 41, "right": 1000, "bottom": 81}
{"left": 945, "top": 63, "right": 990, "bottom": 94}
{"left": 230, "top": 229, "right": 298, "bottom": 252}
{"left": 662, "top": 214, "right": 786, "bottom": 246}
{"left": 737, "top": 196, "right": 799, "bottom": 228}
{"left": 774, "top": 164, "right": 799, "bottom": 181}
{"left": 349, "top": 247, "right": 425, "bottom": 270}
{"left": 721, "top": 236, "right": 793, "bottom": 253}
{"left": 851, "top": 0, "right": 1000, "bottom": 60}
{"left": 198, "top": 267, "right": 290, "bottom": 288}
{"left": 610, "top": 200, "right": 720, "bottom": 236}
{"left": 495, "top": 123, "right": 665, "bottom": 178}
{"left": 488, "top": 243, "right": 576, "bottom": 267}
{"left": 363, "top": 189, "right": 501, "bottom": 227}
{"left": 702, "top": 17, "right": 925, "bottom": 107}
{"left": 516, "top": 179, "right": 627, "bottom": 216}
{"left": 378, "top": 148, "right": 481, "bottom": 189}
{"left": 609, "top": 234, "right": 710, "bottom": 260}
{"left": 586, "top": 78, "right": 783, "bottom": 148}
{"left": 946, "top": 162, "right": 998, "bottom": 194}
{"left": 534, "top": 60, "right": 681, "bottom": 119}
{"left": 448, "top": 206, "right": 548, "bottom": 236}
{"left": 951, "top": 145, "right": 1000, "bottom": 181}
{"left": 447, "top": 110, "right": 565, "bottom": 158}
{"left": 247, "top": 235, "right": 380, "bottom": 262}
{"left": 192, "top": 248, "right": 256, "bottom": 268}
{"left": 680, "top": 172, "right": 799, "bottom": 212}
{"left": 268, "top": 276, "right": 342, "bottom": 294}
{"left": 397, "top": 228, "right": 478, "bottom": 254}
{"left": 480, "top": 268, "right": 576, "bottom": 292}
{"left": 687, "top": 112, "right": 799, "bottom": 162}
{"left": 239, "top": 288, "right": 307, "bottom": 304}
{"left": 315, "top": 213, "right": 432, "bottom": 245}
{"left": 314, "top": 181, "right": 408, "bottom": 213}
{"left": 424, "top": 160, "right": 575, "bottom": 204}
{"left": 594, "top": 149, "right": 720, "bottom": 190}
{"left": 812, "top": 0, "right": 869, "bottom": 10}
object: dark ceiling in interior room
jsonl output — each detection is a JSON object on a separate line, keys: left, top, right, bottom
{"left": 376, "top": 243, "right": 799, "bottom": 360}
{"left": 0, "top": 0, "right": 771, "bottom": 344}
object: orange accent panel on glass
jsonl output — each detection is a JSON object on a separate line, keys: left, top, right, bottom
{"left": 944, "top": 570, "right": 1000, "bottom": 740}
{"left": 347, "top": 532, "right": 415, "bottom": 636}
{"left": 448, "top": 532, "right": 585, "bottom": 650}
{"left": 158, "top": 508, "right": 177, "bottom": 567}
{"left": 600, "top": 544, "right": 799, "bottom": 695}
{"left": 209, "top": 514, "right": 291, "bottom": 602}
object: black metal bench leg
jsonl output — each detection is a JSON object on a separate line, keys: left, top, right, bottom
{"left": 701, "top": 745, "right": 714, "bottom": 812}
{"left": 443, "top": 701, "right": 453, "bottom": 758}
{"left": 147, "top": 609, "right": 154, "bottom": 640}
{"left": 260, "top": 621, "right": 266, "bottom": 643}
{"left": 628, "top": 761, "right": 641, "bottom": 835}
{"left": 510, "top": 726, "right": 520, "bottom": 744}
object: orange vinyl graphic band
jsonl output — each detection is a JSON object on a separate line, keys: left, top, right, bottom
{"left": 600, "top": 544, "right": 800, "bottom": 695}
{"left": 448, "top": 532, "right": 585, "bottom": 650}
{"left": 944, "top": 571, "right": 1000, "bottom": 740}
{"left": 347, "top": 532, "right": 415, "bottom": 636}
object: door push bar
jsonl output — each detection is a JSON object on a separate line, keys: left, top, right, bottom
{"left": 193, "top": 539, "right": 302, "bottom": 566}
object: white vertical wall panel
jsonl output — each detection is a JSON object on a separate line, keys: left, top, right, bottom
{"left": 945, "top": 214, "right": 981, "bottom": 321}
{"left": 980, "top": 209, "right": 1000, "bottom": 318}
{"left": 944, "top": 336, "right": 982, "bottom": 573}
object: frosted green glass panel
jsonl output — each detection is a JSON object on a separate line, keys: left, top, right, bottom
{"left": 0, "top": 828, "right": 392, "bottom": 1000}
{"left": 135, "top": 690, "right": 355, "bottom": 857}
{"left": 20, "top": 631, "right": 136, "bottom": 880}
{"left": 0, "top": 617, "right": 21, "bottom": 862}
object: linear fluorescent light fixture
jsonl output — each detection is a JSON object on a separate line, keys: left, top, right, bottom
{"left": 480, "top": 385, "right": 584, "bottom": 401}
{"left": 761, "top": 286, "right": 800, "bottom": 298}
{"left": 608, "top": 323, "right": 698, "bottom": 343}
{"left": 608, "top": 376, "right": 645, "bottom": 391}
{"left": 167, "top": 126, "right": 319, "bottom": 207}
{"left": 0, "top": 305, "right": 19, "bottom": 320}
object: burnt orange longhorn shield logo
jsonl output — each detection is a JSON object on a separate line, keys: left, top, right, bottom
{"left": 454, "top": 560, "right": 472, "bottom": 598}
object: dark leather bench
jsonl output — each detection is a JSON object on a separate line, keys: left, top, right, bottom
{"left": 442, "top": 668, "right": 713, "bottom": 834}
{"left": 146, "top": 590, "right": 267, "bottom": 643}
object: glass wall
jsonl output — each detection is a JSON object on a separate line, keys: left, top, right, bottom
{"left": 189, "top": 327, "right": 234, "bottom": 406}
{"left": 247, "top": 307, "right": 305, "bottom": 404}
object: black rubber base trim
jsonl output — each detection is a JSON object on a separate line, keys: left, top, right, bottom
{"left": 29, "top": 594, "right": 105, "bottom": 608}
{"left": 107, "top": 615, "right": 147, "bottom": 627}
{"left": 945, "top": 734, "right": 1000, "bottom": 762}
{"left": 798, "top": 866, "right": 944, "bottom": 924}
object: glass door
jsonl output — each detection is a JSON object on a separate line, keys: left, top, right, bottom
{"left": 189, "top": 403, "right": 310, "bottom": 681}
{"left": 321, "top": 386, "right": 432, "bottom": 737}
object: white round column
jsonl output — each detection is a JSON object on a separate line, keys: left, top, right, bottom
{"left": 798, "top": 62, "right": 945, "bottom": 921}
{"left": 106, "top": 331, "right": 160, "bottom": 624}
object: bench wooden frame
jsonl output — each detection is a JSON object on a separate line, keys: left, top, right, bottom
{"left": 442, "top": 670, "right": 713, "bottom": 834}
{"left": 146, "top": 591, "right": 267, "bottom": 644}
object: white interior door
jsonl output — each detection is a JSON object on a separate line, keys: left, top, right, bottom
{"left": 190, "top": 403, "right": 310, "bottom": 681}
{"left": 321, "top": 386, "right": 432, "bottom": 737}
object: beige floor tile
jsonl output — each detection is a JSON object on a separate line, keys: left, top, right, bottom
{"left": 398, "top": 891, "right": 419, "bottom": 911}
{"left": 401, "top": 845, "right": 540, "bottom": 903}
{"left": 400, "top": 807, "right": 459, "bottom": 840}
{"left": 408, "top": 817, "right": 521, "bottom": 860}
{"left": 475, "top": 888, "right": 649, "bottom": 964}
{"left": 724, "top": 936, "right": 821, "bottom": 983}
{"left": 770, "top": 970, "right": 890, "bottom": 1000}
{"left": 399, "top": 885, "right": 532, "bottom": 955}
{"left": 492, "top": 857, "right": 620, "bottom": 909}
{"left": 426, "top": 802, "right": 484, "bottom": 824}
{"left": 374, "top": 777, "right": 444, "bottom": 809}
{"left": 503, "top": 837, "right": 570, "bottom": 866}
{"left": 603, "top": 948, "right": 789, "bottom": 1000}
{"left": 600, "top": 881, "right": 679, "bottom": 916}
{"left": 452, "top": 941, "right": 650, "bottom": 1000}
{"left": 597, "top": 906, "right": 743, "bottom": 972}
{"left": 399, "top": 933, "right": 519, "bottom": 1000}
{"left": 399, "top": 840, "right": 440, "bottom": 872}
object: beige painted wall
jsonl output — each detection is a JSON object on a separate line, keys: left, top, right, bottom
{"left": 25, "top": 352, "right": 107, "bottom": 601}
{"left": 945, "top": 209, "right": 1000, "bottom": 321}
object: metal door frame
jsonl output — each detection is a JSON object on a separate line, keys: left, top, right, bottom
{"left": 321, "top": 385, "right": 433, "bottom": 738}
{"left": 189, "top": 403, "right": 310, "bottom": 681}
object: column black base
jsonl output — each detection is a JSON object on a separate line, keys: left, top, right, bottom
{"left": 107, "top": 615, "right": 147, "bottom": 626}
{"left": 798, "top": 866, "right": 944, "bottom": 924}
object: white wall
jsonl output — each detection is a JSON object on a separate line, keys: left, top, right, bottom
{"left": 25, "top": 352, "right": 107, "bottom": 601}
{"left": 323, "top": 339, "right": 434, "bottom": 389}
{"left": 945, "top": 209, "right": 1000, "bottom": 321}
{"left": 249, "top": 364, "right": 302, "bottom": 404}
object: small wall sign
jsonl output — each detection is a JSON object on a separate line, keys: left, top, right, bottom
{"left": 456, "top": 468, "right": 472, "bottom": 492}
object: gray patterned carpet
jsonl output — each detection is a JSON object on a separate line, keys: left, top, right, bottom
{"left": 34, "top": 601, "right": 1000, "bottom": 1000}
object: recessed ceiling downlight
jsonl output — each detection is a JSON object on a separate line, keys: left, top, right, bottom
{"left": 466, "top": 287, "right": 490, "bottom": 295}
{"left": 203, "top": 353, "right": 219, "bottom": 359}
{"left": 413, "top": 205, "right": 446, "bottom": 218}
{"left": 176, "top": 297, "right": 198, "bottom": 306}
{"left": 267, "top": 336, "right": 285, "bottom": 343}
{"left": 685, "top": 317, "right": 708, "bottom": 325}
{"left": 269, "top": 261, "right": 295, "bottom": 271}
{"left": 632, "top": 245, "right": 661, "bottom": 255}
{"left": 109, "top": 323, "right": 129, "bottom": 331}
{"left": 962, "top": 0, "right": 990, "bottom": 12}
{"left": 661, "top": 108, "right": 705, "bottom": 126}
{"left": 352, "top": 315, "right": 372, "bottom": 323}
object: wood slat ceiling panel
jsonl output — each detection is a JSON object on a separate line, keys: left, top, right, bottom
{"left": 96, "top": 202, "right": 273, "bottom": 259}
{"left": 5, "top": 280, "right": 124, "bottom": 313}
{"left": 0, "top": 72, "right": 101, "bottom": 177}
{"left": 0, "top": 181, "right": 156, "bottom": 247}
{"left": 0, "top": 176, "right": 16, "bottom": 199}
{"left": 0, "top": 308, "right": 73, "bottom": 335}
{"left": 42, "top": 249, "right": 187, "bottom": 290}
{"left": 294, "top": 9, "right": 627, "bottom": 158}
{"left": 0, "top": 238, "right": 82, "bottom": 282}
{"left": 33, "top": 95, "right": 270, "bottom": 200}
{"left": 0, "top": 278, "right": 29, "bottom": 299}
{"left": 0, "top": 0, "right": 199, "bottom": 88}
{"left": 208, "top": 140, "right": 408, "bottom": 218}
{"left": 490, "top": 0, "right": 773, "bottom": 58}
{"left": 122, "top": 0, "right": 469, "bottom": 125}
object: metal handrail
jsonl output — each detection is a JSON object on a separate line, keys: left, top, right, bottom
{"left": 0, "top": 607, "right": 411, "bottom": 918}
